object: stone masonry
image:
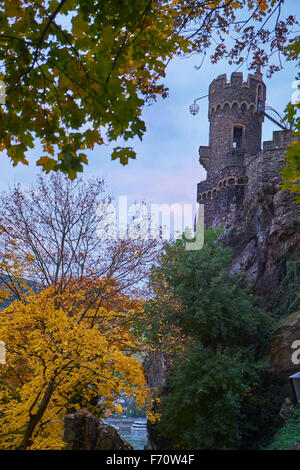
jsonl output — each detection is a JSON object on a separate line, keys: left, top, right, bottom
{"left": 197, "top": 71, "right": 300, "bottom": 306}
{"left": 197, "top": 71, "right": 298, "bottom": 230}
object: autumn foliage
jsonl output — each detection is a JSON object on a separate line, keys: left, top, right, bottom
{"left": 0, "top": 281, "right": 149, "bottom": 450}
{"left": 0, "top": 0, "right": 297, "bottom": 177}
{"left": 0, "top": 174, "right": 158, "bottom": 449}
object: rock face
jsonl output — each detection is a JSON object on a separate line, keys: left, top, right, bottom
{"left": 143, "top": 351, "right": 173, "bottom": 450}
{"left": 63, "top": 411, "right": 133, "bottom": 450}
{"left": 270, "top": 311, "right": 300, "bottom": 384}
{"left": 143, "top": 350, "right": 168, "bottom": 399}
{"left": 221, "top": 137, "right": 300, "bottom": 308}
{"left": 279, "top": 397, "right": 295, "bottom": 424}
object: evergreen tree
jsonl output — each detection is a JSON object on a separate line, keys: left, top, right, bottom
{"left": 142, "top": 229, "right": 280, "bottom": 449}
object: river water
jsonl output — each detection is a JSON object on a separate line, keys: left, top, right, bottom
{"left": 118, "top": 428, "right": 148, "bottom": 450}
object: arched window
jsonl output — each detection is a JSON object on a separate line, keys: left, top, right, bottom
{"left": 257, "top": 84, "right": 263, "bottom": 111}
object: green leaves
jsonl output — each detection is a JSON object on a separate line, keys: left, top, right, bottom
{"left": 280, "top": 140, "right": 300, "bottom": 203}
{"left": 146, "top": 228, "right": 279, "bottom": 450}
{"left": 149, "top": 229, "right": 274, "bottom": 350}
{"left": 71, "top": 12, "right": 88, "bottom": 37}
{"left": 8, "top": 143, "right": 28, "bottom": 166}
{"left": 37, "top": 156, "right": 58, "bottom": 173}
{"left": 0, "top": 0, "right": 297, "bottom": 177}
{"left": 37, "top": 150, "right": 88, "bottom": 179}
{"left": 159, "top": 345, "right": 248, "bottom": 449}
{"left": 280, "top": 38, "right": 300, "bottom": 203}
{"left": 111, "top": 146, "right": 136, "bottom": 165}
{"left": 0, "top": 0, "right": 181, "bottom": 177}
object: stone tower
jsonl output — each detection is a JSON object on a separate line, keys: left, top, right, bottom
{"left": 196, "top": 71, "right": 299, "bottom": 313}
{"left": 197, "top": 71, "right": 267, "bottom": 227}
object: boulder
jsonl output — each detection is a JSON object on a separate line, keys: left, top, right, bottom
{"left": 63, "top": 410, "right": 133, "bottom": 450}
{"left": 279, "top": 397, "right": 295, "bottom": 424}
{"left": 270, "top": 311, "right": 300, "bottom": 383}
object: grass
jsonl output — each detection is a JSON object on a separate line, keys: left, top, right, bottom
{"left": 266, "top": 407, "right": 300, "bottom": 450}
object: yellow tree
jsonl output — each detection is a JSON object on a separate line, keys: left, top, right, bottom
{"left": 0, "top": 285, "right": 149, "bottom": 450}
{"left": 0, "top": 173, "right": 158, "bottom": 449}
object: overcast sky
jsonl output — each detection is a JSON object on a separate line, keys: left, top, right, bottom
{"left": 1, "top": 1, "right": 299, "bottom": 212}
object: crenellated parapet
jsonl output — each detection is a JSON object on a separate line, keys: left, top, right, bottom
{"left": 263, "top": 129, "right": 298, "bottom": 151}
{"left": 208, "top": 72, "right": 266, "bottom": 114}
{"left": 209, "top": 100, "right": 258, "bottom": 118}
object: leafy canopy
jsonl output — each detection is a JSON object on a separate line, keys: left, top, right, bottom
{"left": 142, "top": 229, "right": 274, "bottom": 353}
{"left": 0, "top": 173, "right": 157, "bottom": 450}
{"left": 0, "top": 0, "right": 297, "bottom": 177}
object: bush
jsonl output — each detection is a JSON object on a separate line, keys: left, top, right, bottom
{"left": 267, "top": 408, "right": 300, "bottom": 450}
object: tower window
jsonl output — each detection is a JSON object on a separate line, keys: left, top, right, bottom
{"left": 233, "top": 126, "right": 243, "bottom": 149}
{"left": 257, "top": 84, "right": 263, "bottom": 111}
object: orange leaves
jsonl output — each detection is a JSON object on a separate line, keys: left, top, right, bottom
{"left": 257, "top": 0, "right": 270, "bottom": 12}
{"left": 42, "top": 140, "right": 55, "bottom": 156}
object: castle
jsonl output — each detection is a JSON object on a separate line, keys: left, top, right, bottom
{"left": 197, "top": 71, "right": 296, "bottom": 228}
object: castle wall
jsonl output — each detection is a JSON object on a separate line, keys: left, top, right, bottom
{"left": 197, "top": 130, "right": 298, "bottom": 229}
{"left": 224, "top": 133, "right": 300, "bottom": 307}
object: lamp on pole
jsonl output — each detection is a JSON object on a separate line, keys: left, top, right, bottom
{"left": 290, "top": 371, "right": 300, "bottom": 405}
{"left": 189, "top": 94, "right": 208, "bottom": 116}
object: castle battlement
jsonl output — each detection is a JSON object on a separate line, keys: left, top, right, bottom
{"left": 209, "top": 72, "right": 263, "bottom": 90}
{"left": 263, "top": 129, "right": 296, "bottom": 151}
{"left": 197, "top": 165, "right": 247, "bottom": 204}
{"left": 209, "top": 72, "right": 266, "bottom": 113}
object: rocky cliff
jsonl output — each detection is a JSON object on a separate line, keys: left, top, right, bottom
{"left": 222, "top": 131, "right": 300, "bottom": 309}
{"left": 270, "top": 311, "right": 300, "bottom": 384}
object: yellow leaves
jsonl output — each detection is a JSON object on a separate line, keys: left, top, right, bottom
{"left": 114, "top": 403, "right": 123, "bottom": 414}
{"left": 147, "top": 409, "right": 160, "bottom": 424}
{"left": 226, "top": 0, "right": 240, "bottom": 8}
{"left": 206, "top": 0, "right": 238, "bottom": 10}
{"left": 257, "top": 0, "right": 269, "bottom": 12}
{"left": 42, "top": 140, "right": 55, "bottom": 156}
{"left": 0, "top": 283, "right": 150, "bottom": 449}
